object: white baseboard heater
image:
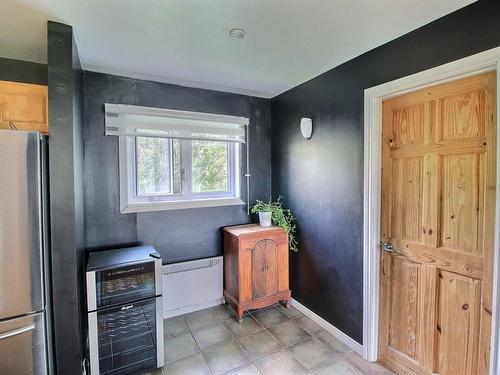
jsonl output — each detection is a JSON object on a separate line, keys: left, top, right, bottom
{"left": 162, "top": 256, "right": 224, "bottom": 318}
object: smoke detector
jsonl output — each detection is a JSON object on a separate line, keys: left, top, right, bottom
{"left": 229, "top": 28, "right": 245, "bottom": 39}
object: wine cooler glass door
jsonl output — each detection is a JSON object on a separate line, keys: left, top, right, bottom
{"left": 95, "top": 262, "right": 157, "bottom": 309}
{"left": 90, "top": 297, "right": 161, "bottom": 375}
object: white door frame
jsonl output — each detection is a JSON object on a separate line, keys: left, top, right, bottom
{"left": 363, "top": 46, "right": 500, "bottom": 375}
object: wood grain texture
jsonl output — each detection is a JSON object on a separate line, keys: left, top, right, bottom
{"left": 390, "top": 238, "right": 483, "bottom": 279}
{"left": 437, "top": 271, "right": 481, "bottom": 375}
{"left": 440, "top": 90, "right": 484, "bottom": 141}
{"left": 391, "top": 157, "right": 423, "bottom": 242}
{"left": 419, "top": 265, "right": 438, "bottom": 371}
{"left": 379, "top": 72, "right": 496, "bottom": 375}
{"left": 223, "top": 224, "right": 291, "bottom": 321}
{"left": 240, "top": 247, "right": 252, "bottom": 303}
{"left": 478, "top": 70, "right": 496, "bottom": 375}
{"left": 392, "top": 104, "right": 425, "bottom": 146}
{"left": 0, "top": 80, "right": 48, "bottom": 133}
{"left": 252, "top": 240, "right": 268, "bottom": 299}
{"left": 388, "top": 257, "right": 420, "bottom": 360}
{"left": 265, "top": 240, "right": 278, "bottom": 296}
{"left": 441, "top": 153, "right": 480, "bottom": 253}
{"left": 223, "top": 234, "right": 239, "bottom": 300}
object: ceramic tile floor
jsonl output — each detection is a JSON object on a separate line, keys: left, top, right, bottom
{"left": 145, "top": 304, "right": 393, "bottom": 375}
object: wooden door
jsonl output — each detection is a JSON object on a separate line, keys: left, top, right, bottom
{"left": 252, "top": 239, "right": 278, "bottom": 299}
{"left": 379, "top": 72, "right": 496, "bottom": 375}
{"left": 0, "top": 81, "right": 48, "bottom": 134}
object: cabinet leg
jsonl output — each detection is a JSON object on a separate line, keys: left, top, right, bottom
{"left": 236, "top": 307, "right": 244, "bottom": 324}
{"left": 285, "top": 299, "right": 290, "bottom": 308}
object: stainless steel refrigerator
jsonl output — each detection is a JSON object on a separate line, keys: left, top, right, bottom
{"left": 0, "top": 130, "right": 52, "bottom": 375}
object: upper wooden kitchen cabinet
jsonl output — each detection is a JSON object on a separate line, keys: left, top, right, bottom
{"left": 0, "top": 81, "right": 48, "bottom": 134}
{"left": 223, "top": 224, "right": 291, "bottom": 322}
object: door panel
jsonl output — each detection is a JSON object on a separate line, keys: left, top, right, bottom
{"left": 441, "top": 153, "right": 481, "bottom": 253}
{"left": 90, "top": 298, "right": 158, "bottom": 375}
{"left": 252, "top": 240, "right": 267, "bottom": 299}
{"left": 437, "top": 271, "right": 481, "bottom": 375}
{"left": 2, "top": 94, "right": 46, "bottom": 123}
{"left": 391, "top": 157, "right": 423, "bottom": 242}
{"left": 439, "top": 90, "right": 484, "bottom": 141}
{"left": 0, "top": 81, "right": 48, "bottom": 134}
{"left": 0, "top": 131, "right": 43, "bottom": 320}
{"left": 265, "top": 241, "right": 278, "bottom": 296}
{"left": 252, "top": 240, "right": 278, "bottom": 299}
{"left": 379, "top": 72, "right": 496, "bottom": 375}
{"left": 388, "top": 256, "right": 420, "bottom": 360}
{"left": 392, "top": 104, "right": 425, "bottom": 146}
{"left": 0, "top": 312, "right": 47, "bottom": 375}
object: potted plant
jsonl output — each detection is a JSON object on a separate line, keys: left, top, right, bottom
{"left": 251, "top": 196, "right": 298, "bottom": 252}
{"left": 252, "top": 200, "right": 273, "bottom": 227}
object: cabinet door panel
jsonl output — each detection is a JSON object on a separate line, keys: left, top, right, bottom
{"left": 0, "top": 81, "right": 48, "bottom": 133}
{"left": 265, "top": 241, "right": 278, "bottom": 296}
{"left": 252, "top": 240, "right": 267, "bottom": 299}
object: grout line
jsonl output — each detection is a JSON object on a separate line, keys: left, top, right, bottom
{"left": 282, "top": 346, "right": 312, "bottom": 374}
{"left": 340, "top": 349, "right": 355, "bottom": 358}
{"left": 231, "top": 338, "right": 260, "bottom": 374}
{"left": 235, "top": 333, "right": 284, "bottom": 363}
{"left": 181, "top": 313, "right": 215, "bottom": 375}
{"left": 309, "top": 355, "right": 362, "bottom": 374}
{"left": 248, "top": 305, "right": 293, "bottom": 330}
{"left": 304, "top": 339, "right": 345, "bottom": 371}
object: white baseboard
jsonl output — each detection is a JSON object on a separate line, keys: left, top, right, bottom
{"left": 291, "top": 298, "right": 364, "bottom": 356}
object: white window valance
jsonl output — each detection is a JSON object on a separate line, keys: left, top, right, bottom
{"left": 104, "top": 103, "right": 249, "bottom": 143}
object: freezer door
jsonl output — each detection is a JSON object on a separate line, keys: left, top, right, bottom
{"left": 0, "top": 312, "right": 47, "bottom": 375}
{"left": 0, "top": 130, "right": 44, "bottom": 319}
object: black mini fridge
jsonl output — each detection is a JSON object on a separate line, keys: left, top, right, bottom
{"left": 86, "top": 246, "right": 164, "bottom": 375}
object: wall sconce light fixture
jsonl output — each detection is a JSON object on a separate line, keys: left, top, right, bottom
{"left": 300, "top": 117, "right": 313, "bottom": 140}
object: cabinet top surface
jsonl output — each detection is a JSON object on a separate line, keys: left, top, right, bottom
{"left": 223, "top": 223, "right": 284, "bottom": 237}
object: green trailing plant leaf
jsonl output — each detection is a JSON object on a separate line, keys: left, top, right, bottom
{"left": 251, "top": 196, "right": 298, "bottom": 252}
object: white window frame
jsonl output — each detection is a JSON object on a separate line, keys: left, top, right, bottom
{"left": 119, "top": 136, "right": 243, "bottom": 213}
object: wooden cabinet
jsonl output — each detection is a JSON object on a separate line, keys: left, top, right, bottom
{"left": 223, "top": 224, "right": 291, "bottom": 321}
{"left": 0, "top": 81, "right": 48, "bottom": 134}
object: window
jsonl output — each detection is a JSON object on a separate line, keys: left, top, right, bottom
{"left": 119, "top": 136, "right": 241, "bottom": 212}
{"left": 109, "top": 104, "right": 247, "bottom": 213}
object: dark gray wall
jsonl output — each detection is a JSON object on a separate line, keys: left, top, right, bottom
{"left": 0, "top": 57, "right": 47, "bottom": 84}
{"left": 47, "top": 21, "right": 85, "bottom": 374}
{"left": 271, "top": 0, "right": 500, "bottom": 344}
{"left": 82, "top": 72, "right": 271, "bottom": 263}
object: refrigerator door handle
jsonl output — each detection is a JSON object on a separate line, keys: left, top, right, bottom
{"left": 0, "top": 324, "right": 35, "bottom": 340}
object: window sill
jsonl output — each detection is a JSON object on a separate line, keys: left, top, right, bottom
{"left": 121, "top": 197, "right": 245, "bottom": 213}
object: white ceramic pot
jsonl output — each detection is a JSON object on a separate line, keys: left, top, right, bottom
{"left": 258, "top": 211, "right": 272, "bottom": 227}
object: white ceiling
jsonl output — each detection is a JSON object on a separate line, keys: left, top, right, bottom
{"left": 1, "top": 0, "right": 474, "bottom": 98}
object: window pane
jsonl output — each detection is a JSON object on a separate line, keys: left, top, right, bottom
{"left": 191, "top": 140, "right": 229, "bottom": 193}
{"left": 136, "top": 137, "right": 180, "bottom": 196}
